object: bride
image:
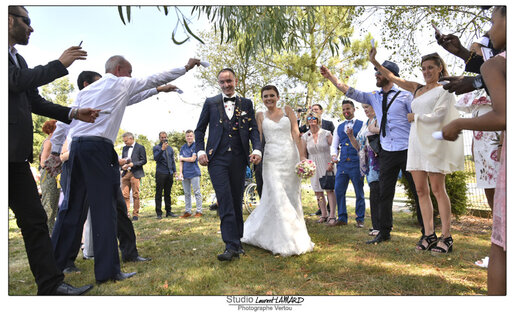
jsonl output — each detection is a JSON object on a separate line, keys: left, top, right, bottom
{"left": 242, "top": 85, "right": 314, "bottom": 256}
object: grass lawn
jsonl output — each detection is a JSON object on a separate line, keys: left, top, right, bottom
{"left": 8, "top": 197, "right": 492, "bottom": 296}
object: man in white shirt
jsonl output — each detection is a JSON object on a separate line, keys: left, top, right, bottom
{"left": 51, "top": 55, "right": 200, "bottom": 283}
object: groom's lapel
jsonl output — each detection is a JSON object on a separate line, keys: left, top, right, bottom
{"left": 216, "top": 94, "right": 226, "bottom": 124}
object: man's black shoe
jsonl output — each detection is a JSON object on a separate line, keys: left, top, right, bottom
{"left": 237, "top": 247, "right": 245, "bottom": 255}
{"left": 62, "top": 264, "right": 81, "bottom": 274}
{"left": 156, "top": 215, "right": 162, "bottom": 220}
{"left": 123, "top": 256, "right": 151, "bottom": 263}
{"left": 53, "top": 282, "right": 93, "bottom": 295}
{"left": 315, "top": 209, "right": 322, "bottom": 215}
{"left": 132, "top": 216, "right": 138, "bottom": 221}
{"left": 209, "top": 203, "right": 218, "bottom": 211}
{"left": 366, "top": 234, "right": 391, "bottom": 244}
{"left": 166, "top": 212, "right": 178, "bottom": 217}
{"left": 96, "top": 271, "right": 137, "bottom": 284}
{"left": 217, "top": 249, "right": 240, "bottom": 261}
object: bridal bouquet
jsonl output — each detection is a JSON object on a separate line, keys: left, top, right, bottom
{"left": 295, "top": 159, "right": 316, "bottom": 179}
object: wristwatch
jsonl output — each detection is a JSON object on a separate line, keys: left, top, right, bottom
{"left": 472, "top": 75, "right": 484, "bottom": 90}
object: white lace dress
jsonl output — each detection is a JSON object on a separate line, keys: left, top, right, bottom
{"left": 242, "top": 109, "right": 314, "bottom": 256}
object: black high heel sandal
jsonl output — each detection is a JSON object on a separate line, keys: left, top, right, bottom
{"left": 430, "top": 236, "right": 453, "bottom": 254}
{"left": 415, "top": 232, "right": 438, "bottom": 251}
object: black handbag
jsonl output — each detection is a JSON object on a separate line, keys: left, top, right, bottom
{"left": 367, "top": 134, "right": 381, "bottom": 155}
{"left": 319, "top": 171, "right": 335, "bottom": 190}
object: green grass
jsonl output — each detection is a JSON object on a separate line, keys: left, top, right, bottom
{"left": 8, "top": 197, "right": 491, "bottom": 296}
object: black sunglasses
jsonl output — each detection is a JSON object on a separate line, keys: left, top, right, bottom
{"left": 10, "top": 13, "right": 31, "bottom": 26}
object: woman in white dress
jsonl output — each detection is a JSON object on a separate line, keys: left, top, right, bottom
{"left": 370, "top": 49, "right": 463, "bottom": 254}
{"left": 242, "top": 85, "right": 314, "bottom": 256}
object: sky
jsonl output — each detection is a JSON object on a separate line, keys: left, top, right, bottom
{"left": 2, "top": 2, "right": 514, "bottom": 309}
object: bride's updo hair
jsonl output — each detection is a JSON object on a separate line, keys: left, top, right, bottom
{"left": 306, "top": 110, "right": 322, "bottom": 127}
{"left": 261, "top": 85, "right": 280, "bottom": 97}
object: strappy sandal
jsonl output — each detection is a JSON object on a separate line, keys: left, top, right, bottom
{"left": 317, "top": 216, "right": 328, "bottom": 223}
{"left": 430, "top": 236, "right": 453, "bottom": 254}
{"left": 415, "top": 232, "right": 438, "bottom": 251}
{"left": 326, "top": 217, "right": 337, "bottom": 225}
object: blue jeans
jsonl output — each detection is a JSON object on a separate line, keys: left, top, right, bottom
{"left": 182, "top": 176, "right": 202, "bottom": 213}
{"left": 335, "top": 162, "right": 365, "bottom": 223}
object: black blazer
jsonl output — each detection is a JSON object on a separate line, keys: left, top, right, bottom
{"left": 122, "top": 142, "right": 147, "bottom": 179}
{"left": 194, "top": 94, "right": 262, "bottom": 163}
{"left": 9, "top": 52, "right": 71, "bottom": 163}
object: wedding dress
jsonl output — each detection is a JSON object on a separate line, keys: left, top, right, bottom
{"left": 242, "top": 108, "right": 314, "bottom": 256}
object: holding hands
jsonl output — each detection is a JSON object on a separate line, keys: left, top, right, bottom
{"left": 249, "top": 154, "right": 262, "bottom": 165}
{"left": 198, "top": 154, "right": 209, "bottom": 166}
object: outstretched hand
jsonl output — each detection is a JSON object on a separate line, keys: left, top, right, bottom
{"left": 157, "top": 84, "right": 178, "bottom": 93}
{"left": 77, "top": 108, "right": 100, "bottom": 123}
{"left": 441, "top": 119, "right": 462, "bottom": 141}
{"left": 185, "top": 58, "right": 201, "bottom": 71}
{"left": 437, "top": 34, "right": 464, "bottom": 57}
{"left": 59, "top": 46, "right": 87, "bottom": 68}
{"left": 439, "top": 76, "right": 476, "bottom": 95}
{"left": 369, "top": 46, "right": 378, "bottom": 64}
{"left": 319, "top": 65, "right": 332, "bottom": 79}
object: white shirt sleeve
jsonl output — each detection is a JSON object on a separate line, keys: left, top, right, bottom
{"left": 331, "top": 125, "right": 340, "bottom": 157}
{"left": 128, "top": 88, "right": 159, "bottom": 106}
{"left": 50, "top": 121, "right": 70, "bottom": 154}
{"left": 125, "top": 67, "right": 186, "bottom": 98}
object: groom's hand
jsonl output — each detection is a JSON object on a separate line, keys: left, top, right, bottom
{"left": 198, "top": 154, "right": 209, "bottom": 166}
{"left": 249, "top": 154, "right": 261, "bottom": 165}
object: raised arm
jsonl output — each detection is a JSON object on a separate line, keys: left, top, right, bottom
{"left": 368, "top": 47, "right": 420, "bottom": 94}
{"left": 320, "top": 65, "right": 350, "bottom": 94}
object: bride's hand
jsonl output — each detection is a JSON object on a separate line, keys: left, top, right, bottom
{"left": 326, "top": 162, "right": 334, "bottom": 171}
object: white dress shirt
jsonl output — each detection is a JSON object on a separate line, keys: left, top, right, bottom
{"left": 51, "top": 87, "right": 159, "bottom": 153}
{"left": 68, "top": 67, "right": 186, "bottom": 144}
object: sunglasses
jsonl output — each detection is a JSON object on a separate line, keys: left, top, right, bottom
{"left": 10, "top": 13, "right": 31, "bottom": 26}
{"left": 307, "top": 117, "right": 318, "bottom": 121}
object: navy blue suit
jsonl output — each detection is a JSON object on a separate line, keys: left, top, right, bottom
{"left": 194, "top": 94, "right": 261, "bottom": 251}
{"left": 335, "top": 120, "right": 365, "bottom": 223}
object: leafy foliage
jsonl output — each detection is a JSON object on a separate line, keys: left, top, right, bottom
{"left": 33, "top": 77, "right": 74, "bottom": 162}
{"left": 357, "top": 6, "right": 492, "bottom": 75}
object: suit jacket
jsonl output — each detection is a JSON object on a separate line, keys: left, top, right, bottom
{"left": 9, "top": 52, "right": 71, "bottom": 163}
{"left": 121, "top": 142, "right": 147, "bottom": 179}
{"left": 194, "top": 94, "right": 262, "bottom": 163}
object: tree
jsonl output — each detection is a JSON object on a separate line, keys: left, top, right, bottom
{"left": 33, "top": 77, "right": 74, "bottom": 161}
{"left": 357, "top": 6, "right": 492, "bottom": 74}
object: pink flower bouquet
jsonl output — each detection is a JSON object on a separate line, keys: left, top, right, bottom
{"left": 295, "top": 159, "right": 316, "bottom": 179}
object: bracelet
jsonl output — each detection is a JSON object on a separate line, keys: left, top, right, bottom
{"left": 464, "top": 51, "right": 475, "bottom": 65}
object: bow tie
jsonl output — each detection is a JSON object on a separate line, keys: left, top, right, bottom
{"left": 224, "top": 97, "right": 236, "bottom": 102}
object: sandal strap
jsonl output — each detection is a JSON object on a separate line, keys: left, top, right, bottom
{"left": 431, "top": 236, "right": 453, "bottom": 253}
{"left": 416, "top": 232, "right": 438, "bottom": 250}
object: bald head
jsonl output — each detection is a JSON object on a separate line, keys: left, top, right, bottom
{"left": 105, "top": 55, "right": 132, "bottom": 77}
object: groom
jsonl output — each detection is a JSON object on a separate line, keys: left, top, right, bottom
{"left": 195, "top": 68, "right": 262, "bottom": 261}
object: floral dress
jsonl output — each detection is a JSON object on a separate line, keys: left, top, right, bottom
{"left": 456, "top": 91, "right": 502, "bottom": 188}
{"left": 355, "top": 118, "right": 379, "bottom": 183}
